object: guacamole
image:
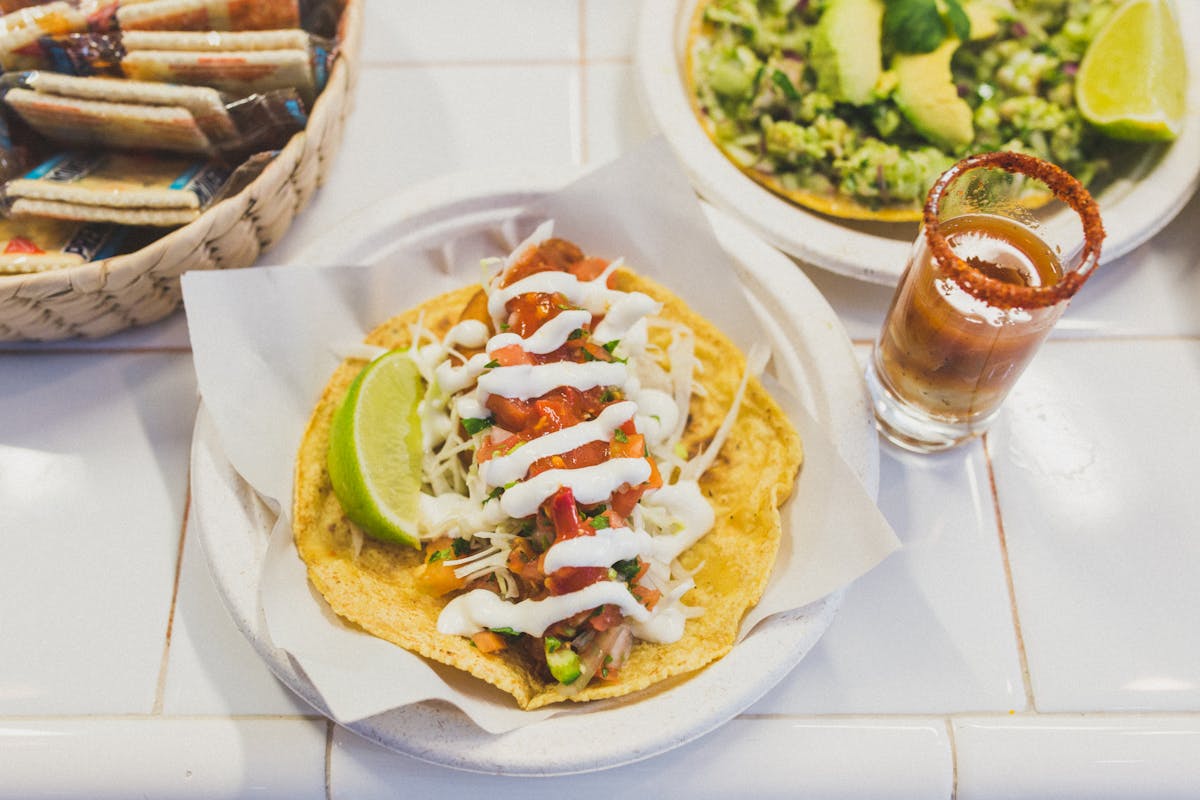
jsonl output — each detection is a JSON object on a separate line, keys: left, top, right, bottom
{"left": 689, "top": 0, "right": 1137, "bottom": 220}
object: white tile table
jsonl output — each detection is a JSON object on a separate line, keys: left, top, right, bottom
{"left": 1, "top": 3, "right": 1197, "bottom": 797}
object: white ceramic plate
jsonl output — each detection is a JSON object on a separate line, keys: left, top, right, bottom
{"left": 191, "top": 171, "right": 878, "bottom": 775}
{"left": 635, "top": 0, "right": 1200, "bottom": 285}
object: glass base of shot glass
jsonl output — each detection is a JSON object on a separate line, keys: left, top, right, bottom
{"left": 863, "top": 352, "right": 998, "bottom": 453}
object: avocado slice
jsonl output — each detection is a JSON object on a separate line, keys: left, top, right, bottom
{"left": 964, "top": 0, "right": 1007, "bottom": 40}
{"left": 892, "top": 39, "right": 974, "bottom": 151}
{"left": 811, "top": 0, "right": 884, "bottom": 106}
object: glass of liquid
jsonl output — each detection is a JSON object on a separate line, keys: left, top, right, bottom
{"left": 865, "top": 151, "right": 1105, "bottom": 452}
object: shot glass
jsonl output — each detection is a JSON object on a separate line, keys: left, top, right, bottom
{"left": 865, "top": 151, "right": 1105, "bottom": 453}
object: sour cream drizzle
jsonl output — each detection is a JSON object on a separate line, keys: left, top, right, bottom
{"left": 434, "top": 222, "right": 714, "bottom": 646}
{"left": 487, "top": 309, "right": 591, "bottom": 355}
{"left": 541, "top": 525, "right": 655, "bottom": 574}
{"left": 477, "top": 361, "right": 627, "bottom": 404}
{"left": 499, "top": 457, "right": 652, "bottom": 519}
{"left": 439, "top": 582, "right": 652, "bottom": 638}
{"left": 481, "top": 401, "right": 638, "bottom": 488}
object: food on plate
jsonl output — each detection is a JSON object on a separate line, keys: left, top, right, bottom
{"left": 686, "top": 0, "right": 1185, "bottom": 221}
{"left": 1074, "top": 0, "right": 1186, "bottom": 142}
{"left": 292, "top": 224, "right": 802, "bottom": 710}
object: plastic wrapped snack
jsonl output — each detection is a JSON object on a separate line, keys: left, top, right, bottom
{"left": 0, "top": 215, "right": 129, "bottom": 273}
{"left": 0, "top": 1, "right": 89, "bottom": 70}
{"left": 2, "top": 72, "right": 307, "bottom": 156}
{"left": 3, "top": 150, "right": 230, "bottom": 226}
{"left": 115, "top": 0, "right": 300, "bottom": 32}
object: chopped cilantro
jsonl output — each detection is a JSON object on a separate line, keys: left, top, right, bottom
{"left": 428, "top": 548, "right": 452, "bottom": 564}
{"left": 487, "top": 486, "right": 505, "bottom": 501}
{"left": 462, "top": 417, "right": 492, "bottom": 435}
{"left": 489, "top": 627, "right": 519, "bottom": 637}
{"left": 583, "top": 504, "right": 607, "bottom": 518}
{"left": 771, "top": 69, "right": 800, "bottom": 100}
{"left": 484, "top": 359, "right": 500, "bottom": 369}
{"left": 588, "top": 515, "right": 611, "bottom": 530}
{"left": 613, "top": 558, "right": 641, "bottom": 582}
{"left": 602, "top": 340, "right": 620, "bottom": 354}
{"left": 613, "top": 429, "right": 628, "bottom": 443}
{"left": 568, "top": 328, "right": 587, "bottom": 341}
{"left": 452, "top": 537, "right": 471, "bottom": 556}
{"left": 581, "top": 349, "right": 598, "bottom": 362}
{"left": 883, "top": 0, "right": 969, "bottom": 54}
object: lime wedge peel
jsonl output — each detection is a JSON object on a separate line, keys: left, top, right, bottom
{"left": 327, "top": 350, "right": 424, "bottom": 549}
{"left": 1076, "top": 0, "right": 1187, "bottom": 142}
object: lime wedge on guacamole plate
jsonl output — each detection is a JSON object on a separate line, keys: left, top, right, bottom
{"left": 1076, "top": 0, "right": 1187, "bottom": 142}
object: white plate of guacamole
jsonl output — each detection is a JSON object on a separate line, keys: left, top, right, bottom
{"left": 636, "top": 0, "right": 1200, "bottom": 285}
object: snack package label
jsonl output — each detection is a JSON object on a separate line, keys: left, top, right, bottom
{"left": 169, "top": 159, "right": 227, "bottom": 207}
{"left": 22, "top": 150, "right": 97, "bottom": 183}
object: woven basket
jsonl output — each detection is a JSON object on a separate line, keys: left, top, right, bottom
{"left": 0, "top": 0, "right": 363, "bottom": 341}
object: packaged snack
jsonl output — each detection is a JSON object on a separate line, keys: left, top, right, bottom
{"left": 298, "top": 0, "right": 342, "bottom": 38}
{"left": 5, "top": 71, "right": 238, "bottom": 145}
{"left": 115, "top": 0, "right": 300, "bottom": 32}
{"left": 222, "top": 87, "right": 306, "bottom": 156}
{"left": 121, "top": 44, "right": 324, "bottom": 104}
{"left": 121, "top": 28, "right": 314, "bottom": 51}
{"left": 4, "top": 150, "right": 229, "bottom": 226}
{"left": 29, "top": 30, "right": 124, "bottom": 75}
{"left": 0, "top": 1, "right": 88, "bottom": 70}
{"left": 5, "top": 84, "right": 217, "bottom": 153}
{"left": 2, "top": 72, "right": 305, "bottom": 156}
{"left": 0, "top": 215, "right": 128, "bottom": 273}
{"left": 29, "top": 29, "right": 331, "bottom": 103}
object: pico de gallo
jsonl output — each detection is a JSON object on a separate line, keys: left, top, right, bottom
{"left": 392, "top": 221, "right": 751, "bottom": 692}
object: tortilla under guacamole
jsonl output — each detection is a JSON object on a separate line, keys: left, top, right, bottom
{"left": 687, "top": 0, "right": 1138, "bottom": 221}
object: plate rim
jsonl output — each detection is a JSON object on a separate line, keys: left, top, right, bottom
{"left": 634, "top": 0, "right": 1200, "bottom": 285}
{"left": 192, "top": 169, "right": 877, "bottom": 775}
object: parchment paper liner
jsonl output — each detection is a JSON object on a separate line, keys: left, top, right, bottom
{"left": 182, "top": 139, "right": 900, "bottom": 734}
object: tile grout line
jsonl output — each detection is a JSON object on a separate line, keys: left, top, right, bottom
{"left": 982, "top": 432, "right": 1036, "bottom": 712}
{"left": 945, "top": 717, "right": 959, "bottom": 800}
{"left": 0, "top": 713, "right": 330, "bottom": 722}
{"left": 151, "top": 479, "right": 191, "bottom": 716}
{"left": 325, "top": 721, "right": 334, "bottom": 800}
{"left": 0, "top": 346, "right": 192, "bottom": 356}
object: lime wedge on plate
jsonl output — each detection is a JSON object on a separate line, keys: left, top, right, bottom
{"left": 327, "top": 350, "right": 424, "bottom": 548}
{"left": 1076, "top": 0, "right": 1187, "bottom": 142}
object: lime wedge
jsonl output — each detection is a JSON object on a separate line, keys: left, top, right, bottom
{"left": 327, "top": 350, "right": 424, "bottom": 548}
{"left": 1076, "top": 0, "right": 1187, "bottom": 142}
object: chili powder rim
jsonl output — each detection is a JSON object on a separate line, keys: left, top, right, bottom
{"left": 923, "top": 151, "right": 1106, "bottom": 309}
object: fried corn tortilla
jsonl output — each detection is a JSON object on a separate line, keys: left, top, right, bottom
{"left": 292, "top": 269, "right": 802, "bottom": 710}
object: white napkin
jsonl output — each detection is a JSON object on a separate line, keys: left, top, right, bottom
{"left": 183, "top": 138, "right": 899, "bottom": 734}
